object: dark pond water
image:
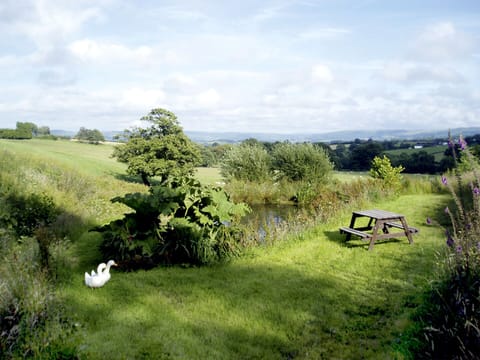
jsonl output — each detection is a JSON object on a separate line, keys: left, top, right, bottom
{"left": 241, "top": 204, "right": 300, "bottom": 242}
{"left": 244, "top": 204, "right": 299, "bottom": 225}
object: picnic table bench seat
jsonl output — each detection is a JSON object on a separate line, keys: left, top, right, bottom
{"left": 339, "top": 226, "right": 371, "bottom": 239}
{"left": 383, "top": 221, "right": 419, "bottom": 234}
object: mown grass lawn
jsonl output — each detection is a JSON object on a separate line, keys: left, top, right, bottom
{"left": 1, "top": 139, "right": 448, "bottom": 359}
{"left": 62, "top": 193, "right": 447, "bottom": 359}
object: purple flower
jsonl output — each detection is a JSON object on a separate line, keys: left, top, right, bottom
{"left": 448, "top": 139, "right": 455, "bottom": 149}
{"left": 474, "top": 187, "right": 480, "bottom": 196}
{"left": 458, "top": 138, "right": 467, "bottom": 150}
{"left": 446, "top": 230, "right": 455, "bottom": 247}
{"left": 426, "top": 217, "right": 432, "bottom": 225}
{"left": 456, "top": 245, "right": 463, "bottom": 254}
{"left": 441, "top": 176, "right": 448, "bottom": 185}
{"left": 447, "top": 236, "right": 455, "bottom": 248}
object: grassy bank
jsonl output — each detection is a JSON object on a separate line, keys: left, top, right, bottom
{"left": 1, "top": 139, "right": 448, "bottom": 358}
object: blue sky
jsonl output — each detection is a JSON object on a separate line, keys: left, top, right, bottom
{"left": 0, "top": 0, "right": 479, "bottom": 134}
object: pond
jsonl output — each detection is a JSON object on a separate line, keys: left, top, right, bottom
{"left": 242, "top": 204, "right": 300, "bottom": 242}
{"left": 244, "top": 204, "right": 298, "bottom": 225}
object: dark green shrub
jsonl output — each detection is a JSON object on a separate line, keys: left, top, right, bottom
{"left": 220, "top": 143, "right": 272, "bottom": 182}
{"left": 0, "top": 191, "right": 61, "bottom": 270}
{"left": 95, "top": 176, "right": 250, "bottom": 268}
{"left": 271, "top": 142, "right": 333, "bottom": 183}
{"left": 0, "top": 129, "right": 20, "bottom": 139}
{"left": 0, "top": 191, "right": 59, "bottom": 237}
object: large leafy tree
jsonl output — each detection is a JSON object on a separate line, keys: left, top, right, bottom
{"left": 15, "top": 122, "right": 37, "bottom": 139}
{"left": 113, "top": 108, "right": 201, "bottom": 186}
{"left": 348, "top": 140, "right": 384, "bottom": 170}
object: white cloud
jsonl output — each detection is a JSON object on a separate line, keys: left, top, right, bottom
{"left": 164, "top": 73, "right": 197, "bottom": 91}
{"left": 250, "top": 4, "right": 286, "bottom": 23}
{"left": 163, "top": 7, "right": 208, "bottom": 22}
{"left": 311, "top": 64, "right": 334, "bottom": 83}
{"left": 381, "top": 61, "right": 464, "bottom": 83}
{"left": 68, "top": 39, "right": 153, "bottom": 65}
{"left": 194, "top": 89, "right": 221, "bottom": 108}
{"left": 121, "top": 88, "right": 166, "bottom": 109}
{"left": 411, "top": 22, "right": 475, "bottom": 61}
{"left": 299, "top": 27, "right": 350, "bottom": 40}
{"left": 37, "top": 68, "right": 76, "bottom": 87}
{"left": 3, "top": 0, "right": 102, "bottom": 46}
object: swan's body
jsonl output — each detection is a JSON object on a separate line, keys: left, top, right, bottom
{"left": 84, "top": 260, "right": 117, "bottom": 288}
{"left": 90, "top": 263, "right": 106, "bottom": 277}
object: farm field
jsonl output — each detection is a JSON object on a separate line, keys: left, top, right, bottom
{"left": 0, "top": 139, "right": 449, "bottom": 359}
{"left": 1, "top": 138, "right": 126, "bottom": 177}
{"left": 384, "top": 145, "right": 447, "bottom": 162}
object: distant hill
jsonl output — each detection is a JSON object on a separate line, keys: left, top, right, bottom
{"left": 51, "top": 127, "right": 480, "bottom": 144}
{"left": 185, "top": 127, "right": 480, "bottom": 144}
{"left": 51, "top": 130, "right": 122, "bottom": 141}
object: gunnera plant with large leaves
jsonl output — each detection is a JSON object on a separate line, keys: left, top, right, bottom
{"left": 94, "top": 176, "right": 250, "bottom": 269}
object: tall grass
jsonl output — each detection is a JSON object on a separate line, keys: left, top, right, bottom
{"left": 411, "top": 138, "right": 480, "bottom": 358}
{"left": 0, "top": 235, "right": 78, "bottom": 358}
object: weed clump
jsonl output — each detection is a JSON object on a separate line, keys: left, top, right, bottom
{"left": 417, "top": 136, "right": 480, "bottom": 359}
{"left": 0, "top": 236, "right": 78, "bottom": 359}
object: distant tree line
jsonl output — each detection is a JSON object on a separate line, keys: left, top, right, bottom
{"left": 0, "top": 122, "right": 50, "bottom": 139}
{"left": 198, "top": 135, "right": 480, "bottom": 174}
{"left": 0, "top": 122, "right": 107, "bottom": 144}
{"left": 329, "top": 136, "right": 480, "bottom": 173}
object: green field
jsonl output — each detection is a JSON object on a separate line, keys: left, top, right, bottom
{"left": 1, "top": 138, "right": 126, "bottom": 176}
{"left": 384, "top": 145, "right": 447, "bottom": 162}
{"left": 0, "top": 139, "right": 449, "bottom": 359}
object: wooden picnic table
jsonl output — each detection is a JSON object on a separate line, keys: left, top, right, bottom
{"left": 339, "top": 209, "right": 418, "bottom": 250}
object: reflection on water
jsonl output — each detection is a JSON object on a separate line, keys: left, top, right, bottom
{"left": 244, "top": 204, "right": 298, "bottom": 225}
{"left": 242, "top": 204, "right": 299, "bottom": 242}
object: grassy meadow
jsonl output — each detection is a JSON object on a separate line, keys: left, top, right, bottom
{"left": 0, "top": 139, "right": 449, "bottom": 359}
{"left": 384, "top": 145, "right": 447, "bottom": 162}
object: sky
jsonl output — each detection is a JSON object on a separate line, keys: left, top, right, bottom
{"left": 0, "top": 0, "right": 479, "bottom": 134}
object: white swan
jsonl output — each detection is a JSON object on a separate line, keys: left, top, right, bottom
{"left": 90, "top": 263, "right": 107, "bottom": 277}
{"left": 84, "top": 260, "right": 117, "bottom": 288}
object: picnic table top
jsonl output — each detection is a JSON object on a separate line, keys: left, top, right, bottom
{"left": 352, "top": 209, "right": 405, "bottom": 220}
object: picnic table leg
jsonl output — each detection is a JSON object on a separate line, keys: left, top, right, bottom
{"left": 400, "top": 217, "right": 414, "bottom": 244}
{"left": 346, "top": 215, "right": 358, "bottom": 241}
{"left": 369, "top": 220, "right": 382, "bottom": 250}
